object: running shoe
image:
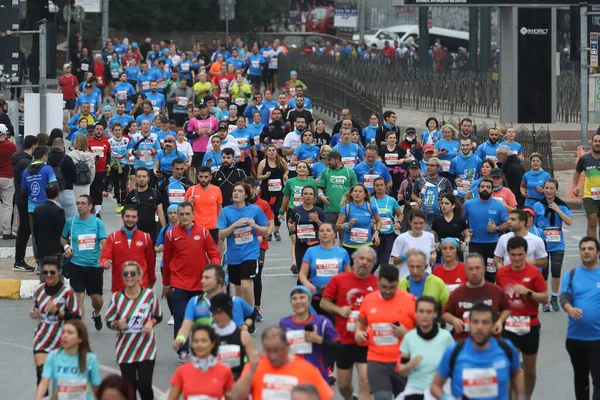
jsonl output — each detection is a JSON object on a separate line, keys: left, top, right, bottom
{"left": 116, "top": 205, "right": 124, "bottom": 213}
{"left": 255, "top": 307, "right": 264, "bottom": 322}
{"left": 178, "top": 351, "right": 189, "bottom": 364}
{"left": 2, "top": 233, "right": 17, "bottom": 240}
{"left": 267, "top": 233, "right": 273, "bottom": 241}
{"left": 167, "top": 316, "right": 174, "bottom": 325}
{"left": 541, "top": 303, "right": 551, "bottom": 313}
{"left": 550, "top": 296, "right": 560, "bottom": 312}
{"left": 92, "top": 312, "right": 103, "bottom": 331}
{"left": 328, "top": 368, "right": 337, "bottom": 386}
{"left": 248, "top": 321, "right": 256, "bottom": 334}
{"left": 274, "top": 231, "right": 282, "bottom": 241}
{"left": 13, "top": 261, "right": 35, "bottom": 272}
{"left": 290, "top": 263, "right": 299, "bottom": 275}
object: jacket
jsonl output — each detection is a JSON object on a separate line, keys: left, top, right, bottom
{"left": 11, "top": 151, "right": 32, "bottom": 204}
{"left": 243, "top": 104, "right": 271, "bottom": 125}
{"left": 399, "top": 274, "right": 449, "bottom": 308}
{"left": 0, "top": 111, "right": 14, "bottom": 137}
{"left": 162, "top": 223, "right": 221, "bottom": 291}
{"left": 501, "top": 154, "right": 526, "bottom": 207}
{"left": 100, "top": 228, "right": 156, "bottom": 292}
{"left": 32, "top": 200, "right": 66, "bottom": 259}
{"left": 68, "top": 149, "right": 96, "bottom": 185}
{"left": 48, "top": 149, "right": 76, "bottom": 190}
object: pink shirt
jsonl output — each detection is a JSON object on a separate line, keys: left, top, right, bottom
{"left": 188, "top": 116, "right": 219, "bottom": 152}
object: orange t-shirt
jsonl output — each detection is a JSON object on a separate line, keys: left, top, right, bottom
{"left": 170, "top": 362, "right": 234, "bottom": 399}
{"left": 185, "top": 184, "right": 223, "bottom": 229}
{"left": 209, "top": 61, "right": 223, "bottom": 75}
{"left": 358, "top": 290, "right": 416, "bottom": 363}
{"left": 241, "top": 355, "right": 334, "bottom": 400}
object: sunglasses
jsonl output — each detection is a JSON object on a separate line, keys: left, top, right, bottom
{"left": 42, "top": 270, "right": 57, "bottom": 275}
{"left": 122, "top": 271, "right": 138, "bottom": 277}
{"left": 164, "top": 140, "right": 174, "bottom": 143}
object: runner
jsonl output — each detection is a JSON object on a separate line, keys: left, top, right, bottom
{"left": 355, "top": 264, "right": 416, "bottom": 399}
{"left": 257, "top": 144, "right": 288, "bottom": 240}
{"left": 100, "top": 206, "right": 155, "bottom": 293}
{"left": 500, "top": 126, "right": 524, "bottom": 159}
{"left": 60, "top": 194, "right": 107, "bottom": 327}
{"left": 290, "top": 130, "right": 319, "bottom": 167}
{"left": 163, "top": 201, "right": 220, "bottom": 361}
{"left": 88, "top": 123, "right": 110, "bottom": 217}
{"left": 168, "top": 325, "right": 235, "bottom": 400}
{"left": 378, "top": 131, "right": 409, "bottom": 197}
{"left": 333, "top": 127, "right": 364, "bottom": 169}
{"left": 104, "top": 261, "right": 162, "bottom": 400}
{"left": 399, "top": 251, "right": 449, "bottom": 308}
{"left": 466, "top": 158, "right": 496, "bottom": 200}
{"left": 442, "top": 254, "right": 511, "bottom": 341}
{"left": 391, "top": 209, "right": 436, "bottom": 279}
{"left": 35, "top": 319, "right": 101, "bottom": 400}
{"left": 312, "top": 146, "right": 331, "bottom": 181}
{"left": 211, "top": 148, "right": 247, "bottom": 207}
{"left": 462, "top": 179, "right": 509, "bottom": 282}
{"left": 397, "top": 296, "right": 454, "bottom": 400}
{"left": 370, "top": 177, "right": 402, "bottom": 272}
{"left": 475, "top": 127, "right": 502, "bottom": 163}
{"left": 282, "top": 116, "right": 305, "bottom": 178}
{"left": 375, "top": 111, "right": 400, "bottom": 146}
{"left": 230, "top": 326, "right": 334, "bottom": 400}
{"left": 217, "top": 182, "right": 269, "bottom": 308}
{"left": 30, "top": 257, "right": 79, "bottom": 398}
{"left": 496, "top": 236, "right": 548, "bottom": 400}
{"left": 432, "top": 238, "right": 467, "bottom": 293}
{"left": 450, "top": 137, "right": 482, "bottom": 201}
{"left": 158, "top": 157, "right": 193, "bottom": 220}
{"left": 128, "top": 119, "right": 161, "bottom": 188}
{"left": 125, "top": 167, "right": 165, "bottom": 244}
{"left": 520, "top": 153, "right": 552, "bottom": 208}
{"left": 419, "top": 117, "right": 442, "bottom": 145}
{"left": 259, "top": 108, "right": 291, "bottom": 152}
{"left": 156, "top": 205, "right": 179, "bottom": 325}
{"left": 154, "top": 136, "right": 188, "bottom": 179}
{"left": 410, "top": 157, "right": 453, "bottom": 226}
{"left": 107, "top": 122, "right": 130, "bottom": 213}
{"left": 433, "top": 124, "right": 459, "bottom": 177}
{"left": 230, "top": 115, "right": 257, "bottom": 176}
{"left": 354, "top": 145, "right": 392, "bottom": 194}
{"left": 184, "top": 166, "right": 223, "bottom": 248}
{"left": 431, "top": 302, "right": 523, "bottom": 400}
{"left": 533, "top": 178, "right": 573, "bottom": 312}
{"left": 202, "top": 135, "right": 224, "bottom": 173}
{"left": 431, "top": 193, "right": 469, "bottom": 262}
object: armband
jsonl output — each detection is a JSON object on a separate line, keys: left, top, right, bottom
{"left": 400, "top": 253, "right": 408, "bottom": 261}
{"left": 63, "top": 244, "right": 71, "bottom": 250}
{"left": 176, "top": 335, "right": 186, "bottom": 343}
{"left": 342, "top": 222, "right": 349, "bottom": 230}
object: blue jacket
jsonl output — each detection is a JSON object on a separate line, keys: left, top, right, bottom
{"left": 66, "top": 113, "right": 97, "bottom": 138}
{"left": 243, "top": 104, "right": 271, "bottom": 125}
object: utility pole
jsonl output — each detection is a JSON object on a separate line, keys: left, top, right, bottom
{"left": 225, "top": 0, "right": 229, "bottom": 44}
{"left": 39, "top": 19, "right": 47, "bottom": 133}
{"left": 358, "top": 0, "right": 365, "bottom": 41}
{"left": 102, "top": 0, "right": 109, "bottom": 44}
{"left": 582, "top": 2, "right": 590, "bottom": 146}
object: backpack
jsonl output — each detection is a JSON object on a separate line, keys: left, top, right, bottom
{"left": 73, "top": 159, "right": 91, "bottom": 185}
{"left": 52, "top": 158, "right": 66, "bottom": 191}
{"left": 421, "top": 179, "right": 442, "bottom": 216}
{"left": 448, "top": 338, "right": 513, "bottom": 377}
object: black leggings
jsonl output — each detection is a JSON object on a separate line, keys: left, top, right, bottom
{"left": 261, "top": 192, "right": 284, "bottom": 227}
{"left": 119, "top": 359, "right": 155, "bottom": 400}
{"left": 254, "top": 248, "right": 266, "bottom": 307}
{"left": 110, "top": 165, "right": 130, "bottom": 205}
{"left": 90, "top": 171, "right": 107, "bottom": 207}
{"left": 566, "top": 338, "right": 600, "bottom": 400}
{"left": 542, "top": 250, "right": 565, "bottom": 282}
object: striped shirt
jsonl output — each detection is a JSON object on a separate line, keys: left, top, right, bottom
{"left": 104, "top": 288, "right": 162, "bottom": 364}
{"left": 32, "top": 283, "right": 79, "bottom": 353}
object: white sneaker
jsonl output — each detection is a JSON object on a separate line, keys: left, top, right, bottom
{"left": 168, "top": 316, "right": 174, "bottom": 325}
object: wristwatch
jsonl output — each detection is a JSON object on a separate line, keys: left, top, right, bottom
{"left": 527, "top": 290, "right": 533, "bottom": 297}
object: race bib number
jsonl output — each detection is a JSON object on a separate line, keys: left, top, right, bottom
{"left": 341, "top": 157, "right": 355, "bottom": 167}
{"left": 286, "top": 330, "right": 312, "bottom": 354}
{"left": 176, "top": 97, "right": 188, "bottom": 107}
{"left": 56, "top": 378, "right": 87, "bottom": 400}
{"left": 152, "top": 106, "right": 160, "bottom": 115}
{"left": 80, "top": 63, "right": 89, "bottom": 72}
{"left": 592, "top": 187, "right": 600, "bottom": 200}
{"left": 139, "top": 150, "right": 152, "bottom": 162}
{"left": 544, "top": 227, "right": 561, "bottom": 242}
{"left": 234, "top": 226, "right": 253, "bottom": 245}
{"left": 217, "top": 344, "right": 241, "bottom": 368}
{"left": 315, "top": 258, "right": 338, "bottom": 277}
{"left": 111, "top": 71, "right": 119, "bottom": 79}
{"left": 440, "top": 160, "right": 451, "bottom": 172}
{"left": 234, "top": 98, "right": 246, "bottom": 106}
{"left": 384, "top": 153, "right": 399, "bottom": 165}
{"left": 97, "top": 76, "right": 104, "bottom": 85}
{"left": 297, "top": 224, "right": 316, "bottom": 240}
{"left": 168, "top": 188, "right": 185, "bottom": 204}
{"left": 462, "top": 368, "right": 499, "bottom": 398}
{"left": 269, "top": 57, "right": 278, "bottom": 69}
{"left": 363, "top": 174, "right": 378, "bottom": 189}
{"left": 228, "top": 125, "right": 236, "bottom": 134}
{"left": 350, "top": 227, "right": 369, "bottom": 244}
{"left": 122, "top": 304, "right": 149, "bottom": 334}
{"left": 77, "top": 234, "right": 96, "bottom": 251}
{"left": 346, "top": 310, "right": 359, "bottom": 332}
{"left": 457, "top": 180, "right": 471, "bottom": 194}
{"left": 262, "top": 374, "right": 298, "bottom": 400}
{"left": 272, "top": 139, "right": 284, "bottom": 149}
{"left": 293, "top": 187, "right": 303, "bottom": 207}
{"left": 180, "top": 63, "right": 190, "bottom": 71}
{"left": 116, "top": 90, "right": 127, "bottom": 100}
{"left": 505, "top": 315, "right": 531, "bottom": 335}
{"left": 236, "top": 138, "right": 248, "bottom": 148}
{"left": 289, "top": 87, "right": 296, "bottom": 97}
{"left": 380, "top": 217, "right": 392, "bottom": 232}
{"left": 91, "top": 146, "right": 105, "bottom": 158}
{"left": 251, "top": 60, "right": 260, "bottom": 68}
{"left": 372, "top": 323, "right": 398, "bottom": 346}
{"left": 486, "top": 258, "right": 496, "bottom": 274}
{"left": 268, "top": 179, "right": 282, "bottom": 192}
{"left": 141, "top": 81, "right": 150, "bottom": 91}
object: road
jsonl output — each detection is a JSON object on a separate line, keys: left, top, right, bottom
{"left": 0, "top": 194, "right": 587, "bottom": 399}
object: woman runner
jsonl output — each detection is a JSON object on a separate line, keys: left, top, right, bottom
{"left": 371, "top": 177, "right": 403, "bottom": 272}
{"left": 257, "top": 144, "right": 288, "bottom": 241}
{"left": 431, "top": 193, "right": 470, "bottom": 262}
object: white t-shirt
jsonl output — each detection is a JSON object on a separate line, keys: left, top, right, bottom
{"left": 205, "top": 134, "right": 242, "bottom": 158}
{"left": 282, "top": 131, "right": 302, "bottom": 171}
{"left": 176, "top": 141, "right": 194, "bottom": 159}
{"left": 494, "top": 232, "right": 548, "bottom": 265}
{"left": 391, "top": 231, "right": 436, "bottom": 279}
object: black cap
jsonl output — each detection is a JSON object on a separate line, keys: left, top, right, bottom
{"left": 84, "top": 83, "right": 92, "bottom": 88}
{"left": 209, "top": 292, "right": 233, "bottom": 318}
{"left": 198, "top": 102, "right": 207, "bottom": 108}
{"left": 406, "top": 127, "right": 416, "bottom": 135}
{"left": 409, "top": 160, "right": 420, "bottom": 169}
{"left": 490, "top": 168, "right": 503, "bottom": 177}
{"left": 158, "top": 59, "right": 166, "bottom": 64}
{"left": 217, "top": 126, "right": 228, "bottom": 132}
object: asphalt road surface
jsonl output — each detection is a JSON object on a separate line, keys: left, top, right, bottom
{"left": 0, "top": 195, "right": 587, "bottom": 399}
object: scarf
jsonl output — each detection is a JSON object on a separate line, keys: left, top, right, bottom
{"left": 539, "top": 196, "right": 568, "bottom": 225}
{"left": 383, "top": 122, "right": 394, "bottom": 129}
{"left": 460, "top": 151, "right": 472, "bottom": 159}
{"left": 190, "top": 355, "right": 218, "bottom": 371}
{"left": 214, "top": 320, "right": 236, "bottom": 336}
{"left": 416, "top": 323, "right": 439, "bottom": 340}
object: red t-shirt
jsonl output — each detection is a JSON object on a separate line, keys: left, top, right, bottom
{"left": 495, "top": 263, "right": 547, "bottom": 327}
{"left": 252, "top": 197, "right": 274, "bottom": 250}
{"left": 170, "top": 362, "right": 234, "bottom": 399}
{"left": 58, "top": 74, "right": 79, "bottom": 100}
{"left": 88, "top": 136, "right": 111, "bottom": 172}
{"left": 442, "top": 282, "right": 511, "bottom": 340}
{"left": 382, "top": 47, "right": 395, "bottom": 58}
{"left": 322, "top": 272, "right": 378, "bottom": 345}
{"left": 0, "top": 140, "right": 17, "bottom": 178}
{"left": 432, "top": 263, "right": 467, "bottom": 293}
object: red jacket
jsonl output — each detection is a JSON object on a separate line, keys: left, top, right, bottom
{"left": 100, "top": 228, "right": 156, "bottom": 292}
{"left": 163, "top": 223, "right": 221, "bottom": 291}
{"left": 88, "top": 136, "right": 110, "bottom": 173}
{"left": 93, "top": 61, "right": 106, "bottom": 87}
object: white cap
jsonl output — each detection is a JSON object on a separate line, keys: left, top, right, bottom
{"left": 0, "top": 124, "right": 8, "bottom": 135}
{"left": 291, "top": 44, "right": 297, "bottom": 49}
{"left": 63, "top": 63, "right": 71, "bottom": 69}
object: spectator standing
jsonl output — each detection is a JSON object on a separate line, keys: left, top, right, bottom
{"left": 48, "top": 138, "right": 77, "bottom": 219}
{"left": 32, "top": 183, "right": 66, "bottom": 266}
{"left": 0, "top": 124, "right": 17, "bottom": 239}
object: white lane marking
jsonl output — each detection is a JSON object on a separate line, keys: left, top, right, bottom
{"left": 263, "top": 273, "right": 298, "bottom": 277}
{"left": 0, "top": 341, "right": 167, "bottom": 399}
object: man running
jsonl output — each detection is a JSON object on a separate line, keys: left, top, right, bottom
{"left": 125, "top": 167, "right": 165, "bottom": 244}
{"left": 353, "top": 145, "right": 392, "bottom": 194}
{"left": 494, "top": 209, "right": 547, "bottom": 271}
{"left": 185, "top": 166, "right": 223, "bottom": 246}
{"left": 211, "top": 148, "right": 246, "bottom": 207}
{"left": 88, "top": 122, "right": 110, "bottom": 217}
{"left": 573, "top": 132, "right": 600, "bottom": 240}
{"left": 158, "top": 157, "right": 193, "bottom": 220}
{"left": 128, "top": 119, "right": 161, "bottom": 187}
{"left": 60, "top": 194, "right": 107, "bottom": 328}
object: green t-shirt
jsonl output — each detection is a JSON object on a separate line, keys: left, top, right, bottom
{"left": 399, "top": 274, "right": 450, "bottom": 308}
{"left": 318, "top": 166, "right": 358, "bottom": 213}
{"left": 282, "top": 177, "right": 318, "bottom": 209}
{"left": 400, "top": 328, "right": 454, "bottom": 390}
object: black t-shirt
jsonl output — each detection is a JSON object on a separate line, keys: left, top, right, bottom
{"left": 313, "top": 131, "right": 331, "bottom": 147}
{"left": 288, "top": 205, "right": 326, "bottom": 244}
{"left": 431, "top": 214, "right": 468, "bottom": 241}
{"left": 378, "top": 145, "right": 407, "bottom": 167}
{"left": 125, "top": 188, "right": 160, "bottom": 239}
{"left": 286, "top": 109, "right": 314, "bottom": 128}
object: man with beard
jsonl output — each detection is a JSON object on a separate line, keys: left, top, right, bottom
{"left": 135, "top": 100, "right": 155, "bottom": 127}
{"left": 184, "top": 166, "right": 223, "bottom": 246}
{"left": 458, "top": 117, "right": 478, "bottom": 151}
{"left": 259, "top": 108, "right": 291, "bottom": 153}
{"left": 88, "top": 123, "right": 110, "bottom": 217}
{"left": 573, "top": 132, "right": 600, "bottom": 240}
{"left": 282, "top": 117, "right": 306, "bottom": 178}
{"left": 433, "top": 302, "right": 523, "bottom": 400}
{"left": 109, "top": 101, "right": 134, "bottom": 131}
{"left": 125, "top": 167, "right": 166, "bottom": 244}
{"left": 285, "top": 97, "right": 314, "bottom": 131}
{"left": 211, "top": 148, "right": 246, "bottom": 207}
{"left": 475, "top": 127, "right": 501, "bottom": 164}
{"left": 145, "top": 81, "right": 167, "bottom": 116}
{"left": 450, "top": 137, "right": 483, "bottom": 201}
{"left": 463, "top": 179, "right": 509, "bottom": 282}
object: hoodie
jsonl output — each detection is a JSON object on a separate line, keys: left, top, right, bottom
{"left": 11, "top": 151, "right": 32, "bottom": 205}
{"left": 48, "top": 149, "right": 76, "bottom": 190}
{"left": 21, "top": 161, "right": 57, "bottom": 212}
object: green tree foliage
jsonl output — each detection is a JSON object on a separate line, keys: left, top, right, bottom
{"left": 109, "top": 0, "right": 287, "bottom": 32}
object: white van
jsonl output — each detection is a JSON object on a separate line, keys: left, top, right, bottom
{"left": 386, "top": 24, "right": 469, "bottom": 53}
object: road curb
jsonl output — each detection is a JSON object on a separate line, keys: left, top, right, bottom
{"left": 0, "top": 279, "right": 38, "bottom": 299}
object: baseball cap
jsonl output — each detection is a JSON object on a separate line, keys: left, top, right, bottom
{"left": 84, "top": 83, "right": 92, "bottom": 88}
{"left": 198, "top": 102, "right": 207, "bottom": 108}
{"left": 327, "top": 150, "right": 342, "bottom": 160}
{"left": 490, "top": 168, "right": 504, "bottom": 177}
{"left": 63, "top": 63, "right": 71, "bottom": 69}
{"left": 0, "top": 124, "right": 8, "bottom": 135}
{"left": 423, "top": 144, "right": 434, "bottom": 153}
{"left": 408, "top": 160, "right": 420, "bottom": 169}
{"left": 102, "top": 105, "right": 112, "bottom": 112}
{"left": 523, "top": 207, "right": 536, "bottom": 217}
{"left": 406, "top": 127, "right": 416, "bottom": 135}
{"left": 217, "top": 126, "right": 228, "bottom": 132}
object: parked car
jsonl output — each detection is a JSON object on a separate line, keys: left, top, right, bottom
{"left": 352, "top": 29, "right": 400, "bottom": 48}
{"left": 386, "top": 24, "right": 469, "bottom": 53}
{"left": 306, "top": 6, "right": 336, "bottom": 36}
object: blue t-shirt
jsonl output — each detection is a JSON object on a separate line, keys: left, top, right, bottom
{"left": 109, "top": 113, "right": 134, "bottom": 129}
{"left": 475, "top": 140, "right": 501, "bottom": 161}
{"left": 226, "top": 57, "right": 245, "bottom": 70}
{"left": 156, "top": 149, "right": 188, "bottom": 172}
{"left": 371, "top": 195, "right": 399, "bottom": 235}
{"left": 111, "top": 82, "right": 136, "bottom": 111}
{"left": 145, "top": 92, "right": 166, "bottom": 114}
{"left": 332, "top": 142, "right": 364, "bottom": 168}
{"left": 361, "top": 125, "right": 379, "bottom": 146}
{"left": 21, "top": 163, "right": 57, "bottom": 212}
{"left": 217, "top": 204, "right": 269, "bottom": 263}
{"left": 312, "top": 161, "right": 327, "bottom": 179}
{"left": 202, "top": 150, "right": 222, "bottom": 173}
{"left": 230, "top": 128, "right": 253, "bottom": 151}
{"left": 500, "top": 140, "right": 524, "bottom": 155}
{"left": 340, "top": 202, "right": 379, "bottom": 247}
{"left": 247, "top": 123, "right": 265, "bottom": 151}
{"left": 184, "top": 294, "right": 253, "bottom": 326}
{"left": 62, "top": 215, "right": 107, "bottom": 267}
{"left": 42, "top": 349, "right": 101, "bottom": 400}
{"left": 463, "top": 198, "right": 508, "bottom": 243}
{"left": 420, "top": 129, "right": 442, "bottom": 145}
{"left": 562, "top": 266, "right": 600, "bottom": 341}
{"left": 163, "top": 177, "right": 189, "bottom": 207}
{"left": 522, "top": 169, "right": 552, "bottom": 207}
{"left": 533, "top": 202, "right": 572, "bottom": 252}
{"left": 76, "top": 93, "right": 100, "bottom": 114}
{"left": 125, "top": 66, "right": 140, "bottom": 82}
{"left": 450, "top": 154, "right": 482, "bottom": 198}
{"left": 434, "top": 139, "right": 460, "bottom": 162}
{"left": 437, "top": 338, "right": 520, "bottom": 400}
{"left": 246, "top": 54, "right": 267, "bottom": 76}
{"left": 137, "top": 71, "right": 154, "bottom": 93}
{"left": 135, "top": 113, "right": 154, "bottom": 128}
{"left": 153, "top": 69, "right": 171, "bottom": 92}
{"left": 287, "top": 97, "right": 313, "bottom": 111}
{"left": 128, "top": 133, "right": 161, "bottom": 169}
{"left": 302, "top": 245, "right": 350, "bottom": 294}
{"left": 157, "top": 225, "right": 175, "bottom": 268}
{"left": 108, "top": 136, "right": 129, "bottom": 165}
{"left": 293, "top": 144, "right": 319, "bottom": 162}
{"left": 178, "top": 60, "right": 194, "bottom": 79}
{"left": 354, "top": 161, "right": 392, "bottom": 193}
